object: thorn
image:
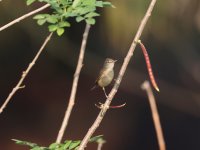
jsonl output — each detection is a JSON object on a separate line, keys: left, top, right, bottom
{"left": 19, "top": 85, "right": 25, "bottom": 89}
{"left": 109, "top": 102, "right": 126, "bottom": 109}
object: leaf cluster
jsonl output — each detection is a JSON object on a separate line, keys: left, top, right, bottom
{"left": 12, "top": 135, "right": 105, "bottom": 150}
{"left": 26, "top": 0, "right": 114, "bottom": 36}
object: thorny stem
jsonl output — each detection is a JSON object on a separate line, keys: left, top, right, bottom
{"left": 0, "top": 4, "right": 50, "bottom": 32}
{"left": 78, "top": 0, "right": 157, "bottom": 149}
{"left": 56, "top": 24, "right": 91, "bottom": 143}
{"left": 141, "top": 81, "right": 166, "bottom": 150}
{"left": 0, "top": 32, "right": 53, "bottom": 114}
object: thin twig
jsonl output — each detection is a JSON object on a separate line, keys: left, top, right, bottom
{"left": 56, "top": 24, "right": 91, "bottom": 143}
{"left": 0, "top": 32, "right": 53, "bottom": 114}
{"left": 141, "top": 80, "right": 166, "bottom": 150}
{"left": 0, "top": 4, "right": 50, "bottom": 32}
{"left": 97, "top": 142, "right": 104, "bottom": 150}
{"left": 78, "top": 0, "right": 157, "bottom": 149}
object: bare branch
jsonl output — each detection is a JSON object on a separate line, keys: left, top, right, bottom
{"left": 141, "top": 80, "right": 166, "bottom": 150}
{"left": 0, "top": 32, "right": 53, "bottom": 114}
{"left": 0, "top": 4, "right": 50, "bottom": 32}
{"left": 56, "top": 24, "right": 91, "bottom": 143}
{"left": 78, "top": 0, "right": 157, "bottom": 149}
{"left": 97, "top": 142, "right": 105, "bottom": 150}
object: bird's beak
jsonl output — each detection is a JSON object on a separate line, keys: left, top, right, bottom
{"left": 114, "top": 60, "right": 118, "bottom": 62}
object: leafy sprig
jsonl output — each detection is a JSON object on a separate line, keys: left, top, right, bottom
{"left": 26, "top": 0, "right": 114, "bottom": 36}
{"left": 13, "top": 135, "right": 105, "bottom": 150}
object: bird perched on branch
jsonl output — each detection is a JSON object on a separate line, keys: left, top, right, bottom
{"left": 91, "top": 58, "right": 117, "bottom": 97}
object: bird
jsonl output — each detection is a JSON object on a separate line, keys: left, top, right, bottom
{"left": 91, "top": 58, "right": 117, "bottom": 97}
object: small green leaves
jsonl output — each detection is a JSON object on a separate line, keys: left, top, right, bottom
{"left": 48, "top": 21, "right": 70, "bottom": 36}
{"left": 56, "top": 27, "right": 65, "bottom": 36}
{"left": 89, "top": 135, "right": 103, "bottom": 142}
{"left": 68, "top": 141, "right": 81, "bottom": 150}
{"left": 72, "top": 0, "right": 81, "bottom": 8}
{"left": 27, "top": 0, "right": 114, "bottom": 36}
{"left": 85, "top": 12, "right": 100, "bottom": 18}
{"left": 33, "top": 14, "right": 59, "bottom": 25}
{"left": 63, "top": 140, "right": 72, "bottom": 149}
{"left": 86, "top": 18, "right": 95, "bottom": 25}
{"left": 48, "top": 25, "right": 57, "bottom": 32}
{"left": 95, "top": 1, "right": 115, "bottom": 8}
{"left": 13, "top": 135, "right": 105, "bottom": 150}
{"left": 12, "top": 139, "right": 37, "bottom": 147}
{"left": 76, "top": 16, "right": 85, "bottom": 22}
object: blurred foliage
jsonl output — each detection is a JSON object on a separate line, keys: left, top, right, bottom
{"left": 13, "top": 135, "right": 105, "bottom": 150}
{"left": 27, "top": 0, "right": 114, "bottom": 35}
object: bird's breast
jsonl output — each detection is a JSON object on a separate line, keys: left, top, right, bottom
{"left": 97, "top": 70, "right": 114, "bottom": 87}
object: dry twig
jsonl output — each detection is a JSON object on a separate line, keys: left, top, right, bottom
{"left": 78, "top": 0, "right": 157, "bottom": 149}
{"left": 141, "top": 80, "right": 166, "bottom": 150}
{"left": 0, "top": 32, "right": 53, "bottom": 114}
{"left": 0, "top": 4, "right": 50, "bottom": 32}
{"left": 97, "top": 142, "right": 105, "bottom": 150}
{"left": 56, "top": 24, "right": 91, "bottom": 143}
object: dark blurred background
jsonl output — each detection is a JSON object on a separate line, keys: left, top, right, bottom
{"left": 0, "top": 0, "right": 200, "bottom": 150}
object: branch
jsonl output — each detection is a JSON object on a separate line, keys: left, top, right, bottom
{"left": 78, "top": 0, "right": 157, "bottom": 149}
{"left": 141, "top": 80, "right": 166, "bottom": 150}
{"left": 56, "top": 24, "right": 91, "bottom": 143}
{"left": 0, "top": 4, "right": 50, "bottom": 32}
{"left": 97, "top": 142, "right": 104, "bottom": 150}
{"left": 0, "top": 32, "right": 53, "bottom": 114}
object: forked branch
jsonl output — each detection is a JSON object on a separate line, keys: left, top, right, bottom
{"left": 78, "top": 0, "right": 157, "bottom": 149}
{"left": 0, "top": 4, "right": 50, "bottom": 32}
{"left": 141, "top": 80, "right": 166, "bottom": 150}
{"left": 56, "top": 24, "right": 91, "bottom": 143}
{"left": 0, "top": 32, "right": 53, "bottom": 114}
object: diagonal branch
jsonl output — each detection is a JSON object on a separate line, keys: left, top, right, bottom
{"left": 141, "top": 80, "right": 166, "bottom": 150}
{"left": 0, "top": 32, "right": 53, "bottom": 114}
{"left": 0, "top": 4, "right": 50, "bottom": 32}
{"left": 56, "top": 24, "right": 91, "bottom": 143}
{"left": 78, "top": 0, "right": 157, "bottom": 149}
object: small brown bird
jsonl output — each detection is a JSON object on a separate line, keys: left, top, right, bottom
{"left": 91, "top": 58, "right": 117, "bottom": 97}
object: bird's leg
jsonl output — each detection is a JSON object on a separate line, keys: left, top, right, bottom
{"left": 102, "top": 87, "right": 108, "bottom": 98}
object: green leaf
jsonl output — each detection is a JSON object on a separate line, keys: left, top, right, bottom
{"left": 85, "top": 12, "right": 100, "bottom": 18}
{"left": 76, "top": 16, "right": 85, "bottom": 22}
{"left": 46, "top": 16, "right": 58, "bottom": 24}
{"left": 12, "top": 139, "right": 37, "bottom": 147}
{"left": 31, "top": 146, "right": 46, "bottom": 150}
{"left": 49, "top": 143, "right": 59, "bottom": 149}
{"left": 95, "top": 1, "right": 103, "bottom": 7}
{"left": 103, "top": 1, "right": 115, "bottom": 8}
{"left": 56, "top": 27, "right": 65, "bottom": 36}
{"left": 86, "top": 18, "right": 95, "bottom": 25}
{"left": 68, "top": 141, "right": 81, "bottom": 150}
{"left": 82, "top": 0, "right": 96, "bottom": 6}
{"left": 33, "top": 14, "right": 47, "bottom": 20}
{"left": 89, "top": 135, "right": 103, "bottom": 142}
{"left": 37, "top": 19, "right": 46, "bottom": 25}
{"left": 63, "top": 140, "right": 72, "bottom": 149}
{"left": 48, "top": 25, "right": 58, "bottom": 32}
{"left": 26, "top": 0, "right": 36, "bottom": 5}
{"left": 72, "top": 0, "right": 81, "bottom": 8}
{"left": 58, "top": 21, "right": 70, "bottom": 27}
